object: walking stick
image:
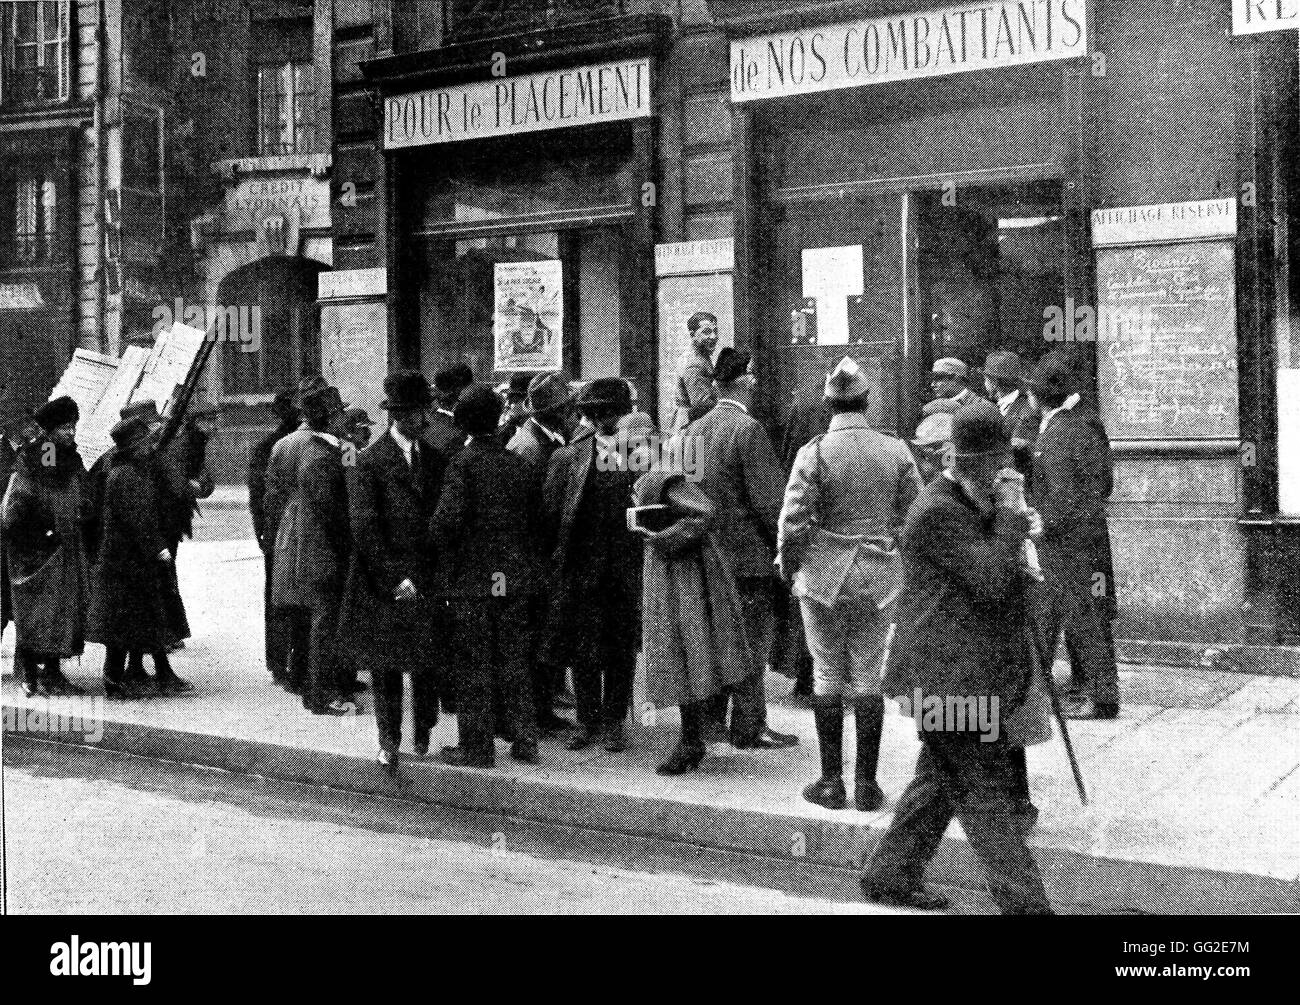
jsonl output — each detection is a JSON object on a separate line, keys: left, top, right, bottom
{"left": 1025, "top": 621, "right": 1088, "bottom": 806}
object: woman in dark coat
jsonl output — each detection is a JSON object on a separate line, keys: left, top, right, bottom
{"left": 87, "top": 416, "right": 191, "bottom": 697}
{"left": 634, "top": 467, "right": 752, "bottom": 775}
{"left": 1, "top": 398, "right": 90, "bottom": 697}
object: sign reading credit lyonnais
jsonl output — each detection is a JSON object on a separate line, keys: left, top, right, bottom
{"left": 1233, "top": 0, "right": 1300, "bottom": 35}
{"left": 385, "top": 57, "right": 650, "bottom": 149}
{"left": 731, "top": 0, "right": 1088, "bottom": 102}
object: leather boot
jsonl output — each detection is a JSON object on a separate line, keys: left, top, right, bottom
{"left": 853, "top": 695, "right": 886, "bottom": 811}
{"left": 802, "top": 701, "right": 846, "bottom": 809}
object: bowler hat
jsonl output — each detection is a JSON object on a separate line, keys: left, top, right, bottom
{"left": 824, "top": 357, "right": 871, "bottom": 402}
{"left": 434, "top": 362, "right": 474, "bottom": 396}
{"left": 931, "top": 357, "right": 969, "bottom": 380}
{"left": 712, "top": 347, "right": 751, "bottom": 386}
{"left": 454, "top": 384, "right": 502, "bottom": 436}
{"left": 576, "top": 377, "right": 633, "bottom": 416}
{"left": 342, "top": 407, "right": 373, "bottom": 429}
{"left": 301, "top": 384, "right": 346, "bottom": 417}
{"left": 1025, "top": 350, "right": 1075, "bottom": 401}
{"left": 912, "top": 413, "right": 954, "bottom": 448}
{"left": 34, "top": 396, "right": 79, "bottom": 432}
{"left": 110, "top": 415, "right": 151, "bottom": 451}
{"left": 983, "top": 351, "right": 1023, "bottom": 385}
{"left": 381, "top": 369, "right": 433, "bottom": 411}
{"left": 120, "top": 400, "right": 162, "bottom": 424}
{"left": 525, "top": 372, "right": 574, "bottom": 416}
{"left": 297, "top": 374, "right": 329, "bottom": 404}
{"left": 951, "top": 399, "right": 1010, "bottom": 458}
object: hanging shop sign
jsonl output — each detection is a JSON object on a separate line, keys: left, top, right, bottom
{"left": 1232, "top": 1, "right": 1300, "bottom": 35}
{"left": 384, "top": 58, "right": 651, "bottom": 149}
{"left": 494, "top": 260, "right": 564, "bottom": 372}
{"left": 731, "top": 0, "right": 1088, "bottom": 102}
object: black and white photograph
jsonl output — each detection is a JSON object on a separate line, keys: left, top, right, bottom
{"left": 0, "top": 0, "right": 1293, "bottom": 970}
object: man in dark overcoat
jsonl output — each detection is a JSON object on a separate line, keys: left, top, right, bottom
{"left": 1026, "top": 351, "right": 1120, "bottom": 720}
{"left": 983, "top": 350, "right": 1038, "bottom": 479}
{"left": 266, "top": 382, "right": 356, "bottom": 716}
{"left": 340, "top": 370, "right": 447, "bottom": 774}
{"left": 249, "top": 388, "right": 300, "bottom": 686}
{"left": 689, "top": 348, "right": 798, "bottom": 750}
{"left": 431, "top": 384, "right": 545, "bottom": 767}
{"left": 427, "top": 363, "right": 473, "bottom": 457}
{"left": 864, "top": 400, "right": 1052, "bottom": 915}
{"left": 1, "top": 417, "right": 39, "bottom": 638}
{"left": 542, "top": 378, "right": 642, "bottom": 752}
{"left": 1, "top": 398, "right": 90, "bottom": 697}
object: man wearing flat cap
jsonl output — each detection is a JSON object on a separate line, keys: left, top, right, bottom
{"left": 927, "top": 357, "right": 977, "bottom": 415}
{"left": 779, "top": 358, "right": 922, "bottom": 812}
{"left": 865, "top": 399, "right": 1052, "bottom": 915}
{"left": 341, "top": 370, "right": 447, "bottom": 773}
{"left": 2, "top": 397, "right": 90, "bottom": 697}
{"left": 910, "top": 412, "right": 954, "bottom": 484}
{"left": 1025, "top": 351, "right": 1119, "bottom": 720}
{"left": 690, "top": 347, "right": 799, "bottom": 750}
{"left": 428, "top": 362, "right": 473, "bottom": 457}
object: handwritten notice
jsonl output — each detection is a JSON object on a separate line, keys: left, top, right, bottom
{"left": 1096, "top": 242, "right": 1238, "bottom": 440}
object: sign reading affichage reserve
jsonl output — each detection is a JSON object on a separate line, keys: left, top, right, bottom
{"left": 1091, "top": 198, "right": 1237, "bottom": 248}
{"left": 385, "top": 58, "right": 650, "bottom": 149}
{"left": 731, "top": 0, "right": 1088, "bottom": 101}
{"left": 1232, "top": 0, "right": 1300, "bottom": 35}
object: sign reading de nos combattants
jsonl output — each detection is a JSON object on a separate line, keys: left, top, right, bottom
{"left": 731, "top": 0, "right": 1088, "bottom": 102}
{"left": 384, "top": 58, "right": 651, "bottom": 149}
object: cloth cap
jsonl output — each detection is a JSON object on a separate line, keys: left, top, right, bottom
{"left": 712, "top": 346, "right": 751, "bottom": 386}
{"left": 508, "top": 372, "right": 535, "bottom": 400}
{"left": 912, "top": 413, "right": 954, "bottom": 448}
{"left": 434, "top": 362, "right": 474, "bottom": 396}
{"left": 983, "top": 351, "right": 1023, "bottom": 385}
{"left": 823, "top": 357, "right": 871, "bottom": 402}
{"left": 34, "top": 396, "right": 79, "bottom": 432}
{"left": 381, "top": 369, "right": 433, "bottom": 411}
{"left": 951, "top": 399, "right": 1010, "bottom": 458}
{"left": 110, "top": 415, "right": 151, "bottom": 450}
{"left": 526, "top": 371, "right": 574, "bottom": 415}
{"left": 921, "top": 397, "right": 961, "bottom": 417}
{"left": 931, "top": 357, "right": 969, "bottom": 380}
{"left": 342, "top": 407, "right": 373, "bottom": 429}
{"left": 297, "top": 374, "right": 329, "bottom": 404}
{"left": 301, "top": 384, "right": 346, "bottom": 416}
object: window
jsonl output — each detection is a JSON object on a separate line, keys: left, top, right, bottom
{"left": 0, "top": 1, "right": 70, "bottom": 105}
{"left": 257, "top": 61, "right": 316, "bottom": 155}
{"left": 3, "top": 173, "right": 57, "bottom": 265}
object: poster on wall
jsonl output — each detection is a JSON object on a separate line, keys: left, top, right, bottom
{"left": 802, "top": 246, "right": 863, "bottom": 346}
{"left": 494, "top": 260, "right": 564, "bottom": 372}
{"left": 323, "top": 301, "right": 388, "bottom": 430}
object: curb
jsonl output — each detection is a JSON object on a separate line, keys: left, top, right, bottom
{"left": 6, "top": 712, "right": 1297, "bottom": 915}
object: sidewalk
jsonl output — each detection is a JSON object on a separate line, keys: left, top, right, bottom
{"left": 4, "top": 536, "right": 1299, "bottom": 914}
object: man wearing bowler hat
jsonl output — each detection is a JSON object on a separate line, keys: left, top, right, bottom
{"left": 341, "top": 370, "right": 447, "bottom": 774}
{"left": 983, "top": 350, "right": 1038, "bottom": 477}
{"left": 497, "top": 372, "right": 535, "bottom": 447}
{"left": 865, "top": 399, "right": 1052, "bottom": 914}
{"left": 1025, "top": 351, "right": 1120, "bottom": 720}
{"left": 428, "top": 363, "right": 473, "bottom": 457}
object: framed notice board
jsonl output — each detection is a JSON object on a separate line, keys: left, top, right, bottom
{"left": 1094, "top": 241, "right": 1238, "bottom": 440}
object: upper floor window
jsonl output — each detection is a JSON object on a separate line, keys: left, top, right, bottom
{"left": 257, "top": 61, "right": 316, "bottom": 155}
{"left": 0, "top": 1, "right": 70, "bottom": 105}
{"left": 443, "top": 0, "right": 624, "bottom": 42}
{"left": 2, "top": 172, "right": 58, "bottom": 267}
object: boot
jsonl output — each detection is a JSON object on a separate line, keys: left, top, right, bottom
{"left": 441, "top": 714, "right": 495, "bottom": 768}
{"left": 853, "top": 695, "right": 886, "bottom": 811}
{"left": 17, "top": 650, "right": 45, "bottom": 698}
{"left": 802, "top": 701, "right": 846, "bottom": 809}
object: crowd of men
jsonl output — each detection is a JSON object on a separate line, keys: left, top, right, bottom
{"left": 2, "top": 307, "right": 1117, "bottom": 915}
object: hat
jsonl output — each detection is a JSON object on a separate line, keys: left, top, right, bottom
{"left": 381, "top": 369, "right": 433, "bottom": 411}
{"left": 921, "top": 397, "right": 961, "bottom": 417}
{"left": 931, "top": 357, "right": 969, "bottom": 380}
{"left": 508, "top": 372, "right": 535, "bottom": 401}
{"left": 271, "top": 387, "right": 298, "bottom": 421}
{"left": 712, "top": 347, "right": 752, "bottom": 386}
{"left": 525, "top": 372, "right": 574, "bottom": 416}
{"left": 1025, "top": 350, "right": 1076, "bottom": 401}
{"left": 120, "top": 400, "right": 162, "bottom": 424}
{"left": 453, "top": 384, "right": 502, "bottom": 436}
{"left": 576, "top": 377, "right": 633, "bottom": 416}
{"left": 912, "top": 412, "right": 954, "bottom": 448}
{"left": 619, "top": 411, "right": 656, "bottom": 435}
{"left": 824, "top": 357, "right": 870, "bottom": 402}
{"left": 434, "top": 362, "right": 474, "bottom": 396}
{"left": 110, "top": 415, "right": 151, "bottom": 451}
{"left": 34, "top": 396, "right": 79, "bottom": 432}
{"left": 983, "top": 351, "right": 1023, "bottom": 385}
{"left": 301, "top": 384, "right": 346, "bottom": 417}
{"left": 297, "top": 374, "right": 329, "bottom": 405}
{"left": 341, "top": 407, "right": 373, "bottom": 429}
{"left": 951, "top": 399, "right": 1010, "bottom": 458}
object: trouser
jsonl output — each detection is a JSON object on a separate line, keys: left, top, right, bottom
{"left": 709, "top": 578, "right": 775, "bottom": 740}
{"left": 526, "top": 594, "right": 558, "bottom": 721}
{"left": 283, "top": 595, "right": 345, "bottom": 711}
{"left": 368, "top": 659, "right": 439, "bottom": 754}
{"left": 799, "top": 594, "right": 889, "bottom": 702}
{"left": 162, "top": 537, "right": 191, "bottom": 644}
{"left": 263, "top": 551, "right": 291, "bottom": 681}
{"left": 864, "top": 734, "right": 1052, "bottom": 915}
{"left": 456, "top": 597, "right": 537, "bottom": 753}
{"left": 568, "top": 581, "right": 638, "bottom": 733}
{"left": 102, "top": 646, "right": 172, "bottom": 682}
{"left": 678, "top": 702, "right": 706, "bottom": 749}
{"left": 1035, "top": 571, "right": 1120, "bottom": 707}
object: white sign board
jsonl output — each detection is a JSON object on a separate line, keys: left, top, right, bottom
{"left": 802, "top": 246, "right": 864, "bottom": 346}
{"left": 731, "top": 0, "right": 1088, "bottom": 102}
{"left": 494, "top": 260, "right": 564, "bottom": 372}
{"left": 385, "top": 58, "right": 651, "bottom": 149}
{"left": 319, "top": 267, "right": 388, "bottom": 301}
{"left": 655, "top": 239, "right": 735, "bottom": 277}
{"left": 1091, "top": 198, "right": 1237, "bottom": 247}
{"left": 1233, "top": 0, "right": 1300, "bottom": 35}
{"left": 132, "top": 323, "right": 207, "bottom": 414}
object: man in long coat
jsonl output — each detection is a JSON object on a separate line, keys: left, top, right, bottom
{"left": 671, "top": 311, "right": 719, "bottom": 431}
{"left": 266, "top": 382, "right": 356, "bottom": 716}
{"left": 865, "top": 400, "right": 1052, "bottom": 915}
{"left": 778, "top": 358, "right": 922, "bottom": 812}
{"left": 341, "top": 370, "right": 446, "bottom": 774}
{"left": 427, "top": 363, "right": 473, "bottom": 457}
{"left": 1, "top": 417, "right": 39, "bottom": 637}
{"left": 1026, "top": 351, "right": 1120, "bottom": 720}
{"left": 1, "top": 397, "right": 89, "bottom": 697}
{"left": 249, "top": 388, "right": 300, "bottom": 686}
{"left": 983, "top": 350, "right": 1038, "bottom": 479}
{"left": 689, "top": 348, "right": 798, "bottom": 750}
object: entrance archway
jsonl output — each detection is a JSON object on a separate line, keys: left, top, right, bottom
{"left": 217, "top": 256, "right": 326, "bottom": 398}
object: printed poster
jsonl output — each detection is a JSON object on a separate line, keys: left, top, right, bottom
{"left": 801, "top": 245, "right": 863, "bottom": 347}
{"left": 494, "top": 260, "right": 563, "bottom": 372}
